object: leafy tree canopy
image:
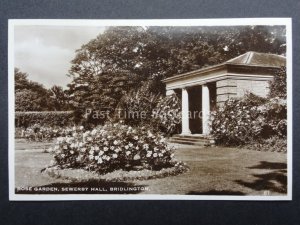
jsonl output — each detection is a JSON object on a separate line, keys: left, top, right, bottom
{"left": 15, "top": 68, "right": 69, "bottom": 111}
{"left": 67, "top": 25, "right": 286, "bottom": 123}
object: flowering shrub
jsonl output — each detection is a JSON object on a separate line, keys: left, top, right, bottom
{"left": 49, "top": 123, "right": 177, "bottom": 174}
{"left": 211, "top": 94, "right": 286, "bottom": 146}
{"left": 23, "top": 125, "right": 84, "bottom": 142}
{"left": 152, "top": 94, "right": 181, "bottom": 135}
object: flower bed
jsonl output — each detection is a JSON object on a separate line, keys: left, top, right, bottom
{"left": 211, "top": 94, "right": 286, "bottom": 147}
{"left": 23, "top": 125, "right": 84, "bottom": 142}
{"left": 47, "top": 123, "right": 183, "bottom": 174}
{"left": 43, "top": 162, "right": 188, "bottom": 182}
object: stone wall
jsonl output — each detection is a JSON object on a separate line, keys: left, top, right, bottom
{"left": 216, "top": 78, "right": 270, "bottom": 105}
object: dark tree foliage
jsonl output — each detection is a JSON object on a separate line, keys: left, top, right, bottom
{"left": 15, "top": 68, "right": 70, "bottom": 111}
{"left": 15, "top": 68, "right": 53, "bottom": 111}
{"left": 67, "top": 26, "right": 286, "bottom": 124}
{"left": 49, "top": 85, "right": 71, "bottom": 111}
{"left": 269, "top": 66, "right": 287, "bottom": 99}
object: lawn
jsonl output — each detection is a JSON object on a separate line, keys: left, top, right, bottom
{"left": 14, "top": 139, "right": 287, "bottom": 196}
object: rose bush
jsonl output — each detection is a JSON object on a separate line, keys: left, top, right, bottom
{"left": 152, "top": 94, "right": 181, "bottom": 135}
{"left": 211, "top": 93, "right": 287, "bottom": 147}
{"left": 23, "top": 125, "right": 84, "bottom": 142}
{"left": 49, "top": 122, "right": 178, "bottom": 174}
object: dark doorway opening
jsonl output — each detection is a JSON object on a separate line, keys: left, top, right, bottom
{"left": 188, "top": 86, "right": 202, "bottom": 134}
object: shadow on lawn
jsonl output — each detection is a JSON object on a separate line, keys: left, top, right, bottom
{"left": 247, "top": 161, "right": 287, "bottom": 170}
{"left": 15, "top": 180, "right": 148, "bottom": 194}
{"left": 235, "top": 161, "right": 287, "bottom": 194}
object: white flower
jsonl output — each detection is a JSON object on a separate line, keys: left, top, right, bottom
{"left": 70, "top": 150, "right": 74, "bottom": 154}
{"left": 133, "top": 154, "right": 141, "bottom": 160}
{"left": 159, "top": 138, "right": 165, "bottom": 143}
{"left": 80, "top": 126, "right": 84, "bottom": 130}
{"left": 135, "top": 146, "right": 139, "bottom": 150}
{"left": 126, "top": 151, "right": 131, "bottom": 156}
{"left": 63, "top": 145, "right": 68, "bottom": 150}
{"left": 61, "top": 154, "right": 65, "bottom": 158}
{"left": 91, "top": 129, "right": 97, "bottom": 135}
{"left": 95, "top": 156, "right": 99, "bottom": 160}
{"left": 87, "top": 137, "right": 93, "bottom": 142}
{"left": 112, "top": 154, "right": 118, "bottom": 158}
{"left": 97, "top": 158, "right": 103, "bottom": 164}
{"left": 94, "top": 146, "right": 99, "bottom": 151}
{"left": 153, "top": 153, "right": 158, "bottom": 158}
{"left": 125, "top": 145, "right": 129, "bottom": 150}
{"left": 113, "top": 140, "right": 119, "bottom": 145}
{"left": 110, "top": 146, "right": 115, "bottom": 150}
{"left": 115, "top": 147, "right": 121, "bottom": 152}
{"left": 89, "top": 155, "right": 94, "bottom": 160}
{"left": 89, "top": 150, "right": 94, "bottom": 155}
{"left": 143, "top": 144, "right": 149, "bottom": 150}
{"left": 103, "top": 147, "right": 109, "bottom": 151}
{"left": 128, "top": 143, "right": 133, "bottom": 147}
{"left": 57, "top": 137, "right": 64, "bottom": 143}
{"left": 99, "top": 150, "right": 104, "bottom": 156}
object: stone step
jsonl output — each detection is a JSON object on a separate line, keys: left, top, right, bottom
{"left": 170, "top": 136, "right": 209, "bottom": 142}
{"left": 173, "top": 134, "right": 213, "bottom": 139}
{"left": 169, "top": 139, "right": 209, "bottom": 147}
{"left": 168, "top": 134, "right": 215, "bottom": 147}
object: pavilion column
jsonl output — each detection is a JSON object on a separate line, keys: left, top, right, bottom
{"left": 202, "top": 84, "right": 210, "bottom": 135}
{"left": 181, "top": 88, "right": 191, "bottom": 135}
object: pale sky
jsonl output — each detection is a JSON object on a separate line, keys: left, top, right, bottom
{"left": 14, "top": 26, "right": 106, "bottom": 88}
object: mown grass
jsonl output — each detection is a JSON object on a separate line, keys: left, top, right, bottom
{"left": 15, "top": 139, "right": 287, "bottom": 195}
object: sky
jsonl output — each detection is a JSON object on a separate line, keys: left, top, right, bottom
{"left": 14, "top": 26, "right": 106, "bottom": 88}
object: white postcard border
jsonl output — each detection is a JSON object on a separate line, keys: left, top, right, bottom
{"left": 8, "top": 18, "right": 293, "bottom": 201}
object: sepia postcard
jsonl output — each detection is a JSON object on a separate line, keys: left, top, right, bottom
{"left": 8, "top": 18, "right": 292, "bottom": 201}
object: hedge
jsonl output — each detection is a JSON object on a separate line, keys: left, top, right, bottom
{"left": 15, "top": 111, "right": 74, "bottom": 128}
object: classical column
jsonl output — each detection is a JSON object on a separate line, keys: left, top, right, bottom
{"left": 181, "top": 88, "right": 191, "bottom": 135}
{"left": 202, "top": 84, "right": 210, "bottom": 135}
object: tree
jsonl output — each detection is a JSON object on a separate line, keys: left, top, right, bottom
{"left": 49, "top": 85, "right": 70, "bottom": 111}
{"left": 269, "top": 66, "right": 287, "bottom": 99}
{"left": 15, "top": 68, "right": 54, "bottom": 111}
{"left": 67, "top": 26, "right": 286, "bottom": 124}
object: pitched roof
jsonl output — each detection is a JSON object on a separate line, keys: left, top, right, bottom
{"left": 163, "top": 51, "right": 286, "bottom": 83}
{"left": 226, "top": 51, "right": 286, "bottom": 67}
